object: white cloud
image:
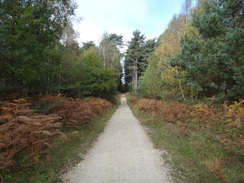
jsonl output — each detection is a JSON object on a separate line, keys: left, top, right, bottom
{"left": 73, "top": 0, "right": 185, "bottom": 45}
{"left": 73, "top": 0, "right": 150, "bottom": 43}
{"left": 73, "top": 18, "right": 104, "bottom": 45}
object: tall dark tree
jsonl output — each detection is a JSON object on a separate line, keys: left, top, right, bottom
{"left": 108, "top": 33, "right": 123, "bottom": 48}
{"left": 124, "top": 30, "right": 157, "bottom": 90}
{"left": 124, "top": 30, "right": 145, "bottom": 90}
{"left": 82, "top": 41, "right": 96, "bottom": 50}
{"left": 140, "top": 39, "right": 157, "bottom": 74}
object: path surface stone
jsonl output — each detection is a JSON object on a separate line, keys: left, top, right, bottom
{"left": 62, "top": 95, "right": 172, "bottom": 183}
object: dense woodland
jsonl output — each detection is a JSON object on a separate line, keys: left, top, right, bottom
{"left": 124, "top": 1, "right": 244, "bottom": 181}
{"left": 0, "top": 0, "right": 122, "bottom": 178}
{"left": 125, "top": 0, "right": 243, "bottom": 102}
{"left": 1, "top": 0, "right": 243, "bottom": 101}
{"left": 0, "top": 0, "right": 123, "bottom": 100}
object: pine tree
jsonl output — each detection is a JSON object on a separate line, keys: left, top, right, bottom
{"left": 124, "top": 30, "right": 156, "bottom": 90}
{"left": 170, "top": 0, "right": 244, "bottom": 99}
{"left": 125, "top": 30, "right": 145, "bottom": 90}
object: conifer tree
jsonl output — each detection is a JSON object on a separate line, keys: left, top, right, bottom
{"left": 170, "top": 0, "right": 244, "bottom": 99}
{"left": 124, "top": 30, "right": 156, "bottom": 90}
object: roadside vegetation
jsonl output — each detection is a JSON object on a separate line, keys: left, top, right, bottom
{"left": 0, "top": 1, "right": 123, "bottom": 182}
{"left": 0, "top": 95, "right": 119, "bottom": 183}
{"left": 124, "top": 1, "right": 243, "bottom": 182}
{"left": 127, "top": 95, "right": 243, "bottom": 183}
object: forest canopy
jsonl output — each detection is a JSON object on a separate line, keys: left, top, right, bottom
{"left": 0, "top": 0, "right": 123, "bottom": 99}
{"left": 124, "top": 0, "right": 244, "bottom": 101}
{"left": 0, "top": 0, "right": 243, "bottom": 102}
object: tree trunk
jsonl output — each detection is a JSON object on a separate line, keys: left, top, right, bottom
{"left": 133, "top": 58, "right": 138, "bottom": 90}
{"left": 103, "top": 47, "right": 106, "bottom": 67}
{"left": 176, "top": 67, "right": 186, "bottom": 101}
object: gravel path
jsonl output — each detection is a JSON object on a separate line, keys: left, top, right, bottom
{"left": 62, "top": 95, "right": 172, "bottom": 183}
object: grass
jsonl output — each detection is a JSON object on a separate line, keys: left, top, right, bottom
{"left": 31, "top": 99, "right": 62, "bottom": 114}
{"left": 2, "top": 98, "right": 120, "bottom": 183}
{"left": 127, "top": 96, "right": 244, "bottom": 183}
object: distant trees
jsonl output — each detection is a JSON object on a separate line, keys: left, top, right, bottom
{"left": 58, "top": 41, "right": 120, "bottom": 99}
{"left": 98, "top": 33, "right": 122, "bottom": 72}
{"left": 82, "top": 41, "right": 96, "bottom": 50}
{"left": 124, "top": 30, "right": 156, "bottom": 90}
{"left": 2, "top": 0, "right": 242, "bottom": 101}
{"left": 132, "top": 0, "right": 243, "bottom": 101}
{"left": 0, "top": 0, "right": 123, "bottom": 99}
{"left": 134, "top": 13, "right": 189, "bottom": 99}
{"left": 82, "top": 48, "right": 117, "bottom": 99}
{"left": 137, "top": 54, "right": 163, "bottom": 98}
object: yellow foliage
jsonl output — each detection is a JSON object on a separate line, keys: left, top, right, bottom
{"left": 227, "top": 100, "right": 244, "bottom": 118}
{"left": 193, "top": 104, "right": 209, "bottom": 111}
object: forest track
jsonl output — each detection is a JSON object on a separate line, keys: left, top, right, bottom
{"left": 62, "top": 94, "right": 172, "bottom": 183}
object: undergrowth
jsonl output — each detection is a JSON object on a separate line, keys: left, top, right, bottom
{"left": 0, "top": 94, "right": 119, "bottom": 182}
{"left": 127, "top": 95, "right": 244, "bottom": 183}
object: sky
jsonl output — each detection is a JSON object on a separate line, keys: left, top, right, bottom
{"left": 73, "top": 0, "right": 186, "bottom": 45}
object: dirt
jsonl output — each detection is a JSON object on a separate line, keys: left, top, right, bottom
{"left": 62, "top": 94, "right": 173, "bottom": 183}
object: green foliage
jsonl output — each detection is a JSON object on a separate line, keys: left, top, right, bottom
{"left": 137, "top": 13, "right": 190, "bottom": 100}
{"left": 137, "top": 55, "right": 164, "bottom": 99}
{"left": 108, "top": 33, "right": 123, "bottom": 48}
{"left": 81, "top": 48, "right": 118, "bottom": 99}
{"left": 32, "top": 99, "right": 62, "bottom": 114}
{"left": 97, "top": 33, "right": 122, "bottom": 73}
{"left": 140, "top": 39, "right": 157, "bottom": 72}
{"left": 132, "top": 0, "right": 243, "bottom": 102}
{"left": 0, "top": 0, "right": 75, "bottom": 94}
{"left": 58, "top": 46, "right": 119, "bottom": 99}
{"left": 82, "top": 41, "right": 96, "bottom": 50}
{"left": 124, "top": 30, "right": 156, "bottom": 90}
{"left": 170, "top": 0, "right": 244, "bottom": 99}
{"left": 59, "top": 42, "right": 83, "bottom": 96}
{"left": 0, "top": 1, "right": 121, "bottom": 99}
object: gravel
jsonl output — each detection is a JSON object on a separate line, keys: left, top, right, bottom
{"left": 62, "top": 95, "right": 173, "bottom": 183}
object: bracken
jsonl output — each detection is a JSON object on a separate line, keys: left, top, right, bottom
{"left": 129, "top": 97, "right": 243, "bottom": 155}
{"left": 0, "top": 95, "right": 112, "bottom": 171}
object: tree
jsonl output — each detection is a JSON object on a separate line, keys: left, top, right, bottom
{"left": 137, "top": 54, "right": 164, "bottom": 98}
{"left": 181, "top": 0, "right": 192, "bottom": 23}
{"left": 59, "top": 42, "right": 82, "bottom": 96}
{"left": 140, "top": 39, "right": 157, "bottom": 74}
{"left": 97, "top": 32, "right": 122, "bottom": 72}
{"left": 82, "top": 41, "right": 96, "bottom": 50}
{"left": 0, "top": 0, "right": 76, "bottom": 94}
{"left": 142, "top": 14, "right": 190, "bottom": 100}
{"left": 124, "top": 31, "right": 157, "bottom": 91}
{"left": 108, "top": 33, "right": 123, "bottom": 48}
{"left": 61, "top": 19, "right": 79, "bottom": 47}
{"left": 82, "top": 48, "right": 118, "bottom": 99}
{"left": 170, "top": 0, "right": 244, "bottom": 99}
{"left": 124, "top": 30, "right": 145, "bottom": 90}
